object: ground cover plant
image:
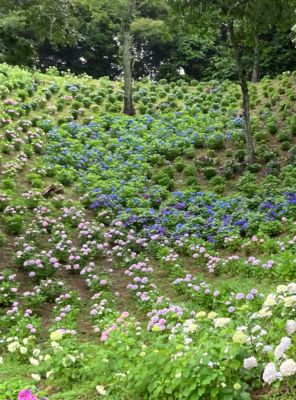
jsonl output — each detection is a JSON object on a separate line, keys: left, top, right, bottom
{"left": 3, "top": 64, "right": 296, "bottom": 399}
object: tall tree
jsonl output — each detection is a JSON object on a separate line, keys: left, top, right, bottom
{"left": 80, "top": 0, "right": 138, "bottom": 115}
{"left": 0, "top": 0, "right": 78, "bottom": 45}
{"left": 167, "top": 0, "right": 296, "bottom": 163}
{"left": 80, "top": 0, "right": 166, "bottom": 115}
{"left": 242, "top": 1, "right": 296, "bottom": 83}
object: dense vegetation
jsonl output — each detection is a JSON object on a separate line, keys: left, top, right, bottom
{"left": 1, "top": 0, "right": 296, "bottom": 83}
{"left": 1, "top": 62, "right": 296, "bottom": 399}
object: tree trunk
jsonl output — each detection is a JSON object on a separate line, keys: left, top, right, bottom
{"left": 251, "top": 36, "right": 260, "bottom": 83}
{"left": 228, "top": 21, "right": 256, "bottom": 163}
{"left": 123, "top": 28, "right": 134, "bottom": 116}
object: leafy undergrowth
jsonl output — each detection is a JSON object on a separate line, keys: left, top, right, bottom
{"left": 2, "top": 64, "right": 296, "bottom": 399}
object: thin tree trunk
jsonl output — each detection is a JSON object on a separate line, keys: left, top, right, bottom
{"left": 228, "top": 21, "right": 256, "bottom": 163}
{"left": 122, "top": 1, "right": 134, "bottom": 116}
{"left": 251, "top": 36, "right": 260, "bottom": 83}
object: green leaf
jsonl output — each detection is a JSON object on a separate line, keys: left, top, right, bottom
{"left": 190, "top": 393, "right": 200, "bottom": 400}
{"left": 211, "top": 388, "right": 219, "bottom": 397}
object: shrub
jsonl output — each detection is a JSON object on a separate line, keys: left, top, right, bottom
{"left": 95, "top": 95, "right": 104, "bottom": 105}
{"left": 207, "top": 135, "right": 224, "bottom": 150}
{"left": 262, "top": 175, "right": 281, "bottom": 194}
{"left": 162, "top": 166, "right": 175, "bottom": 178}
{"left": 281, "top": 141, "right": 291, "bottom": 151}
{"left": 1, "top": 178, "right": 14, "bottom": 190}
{"left": 214, "top": 184, "right": 225, "bottom": 194}
{"left": 287, "top": 117, "right": 296, "bottom": 135}
{"left": 184, "top": 147, "right": 195, "bottom": 158}
{"left": 72, "top": 101, "right": 82, "bottom": 110}
{"left": 225, "top": 149, "right": 232, "bottom": 157}
{"left": 174, "top": 157, "right": 186, "bottom": 172}
{"left": 277, "top": 130, "right": 291, "bottom": 143}
{"left": 206, "top": 149, "right": 215, "bottom": 158}
{"left": 253, "top": 131, "right": 268, "bottom": 143}
{"left": 175, "top": 91, "right": 183, "bottom": 100}
{"left": 138, "top": 104, "right": 147, "bottom": 114}
{"left": 152, "top": 173, "right": 174, "bottom": 190}
{"left": 201, "top": 167, "right": 217, "bottom": 180}
{"left": 246, "top": 163, "right": 261, "bottom": 173}
{"left": 210, "top": 176, "right": 226, "bottom": 186}
{"left": 185, "top": 176, "right": 198, "bottom": 187}
{"left": 183, "top": 165, "right": 197, "bottom": 177}
{"left": 236, "top": 172, "right": 257, "bottom": 197}
{"left": 259, "top": 220, "right": 282, "bottom": 236}
{"left": 108, "top": 94, "right": 116, "bottom": 104}
{"left": 193, "top": 135, "right": 204, "bottom": 148}
{"left": 5, "top": 214, "right": 24, "bottom": 234}
{"left": 234, "top": 149, "right": 245, "bottom": 162}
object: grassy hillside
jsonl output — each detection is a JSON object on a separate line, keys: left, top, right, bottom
{"left": 1, "top": 64, "right": 296, "bottom": 400}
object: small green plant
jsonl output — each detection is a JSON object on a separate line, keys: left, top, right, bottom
{"left": 236, "top": 172, "right": 257, "bottom": 197}
{"left": 183, "top": 165, "right": 197, "bottom": 177}
{"left": 185, "top": 176, "right": 199, "bottom": 187}
{"left": 281, "top": 141, "right": 291, "bottom": 151}
{"left": 234, "top": 149, "right": 245, "bottom": 162}
{"left": 206, "top": 149, "right": 215, "bottom": 158}
{"left": 246, "top": 163, "right": 261, "bottom": 173}
{"left": 184, "top": 147, "right": 195, "bottom": 158}
{"left": 201, "top": 167, "right": 217, "bottom": 180}
{"left": 214, "top": 184, "right": 225, "bottom": 194}
{"left": 210, "top": 176, "right": 226, "bottom": 186}
{"left": 174, "top": 157, "right": 186, "bottom": 172}
{"left": 277, "top": 130, "right": 291, "bottom": 143}
{"left": 5, "top": 214, "right": 24, "bottom": 234}
{"left": 259, "top": 220, "right": 282, "bottom": 236}
{"left": 1, "top": 178, "right": 14, "bottom": 190}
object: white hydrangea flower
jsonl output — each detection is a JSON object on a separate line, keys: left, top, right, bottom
{"left": 33, "top": 348, "right": 41, "bottom": 357}
{"left": 187, "top": 324, "right": 198, "bottom": 333}
{"left": 243, "top": 356, "right": 257, "bottom": 369}
{"left": 263, "top": 345, "right": 273, "bottom": 352}
{"left": 46, "top": 370, "right": 54, "bottom": 379}
{"left": 96, "top": 385, "right": 106, "bottom": 395}
{"left": 0, "top": 356, "right": 3, "bottom": 364}
{"left": 285, "top": 320, "right": 296, "bottom": 335}
{"left": 263, "top": 298, "right": 277, "bottom": 307}
{"left": 20, "top": 346, "right": 27, "bottom": 354}
{"left": 251, "top": 325, "right": 261, "bottom": 333}
{"left": 263, "top": 363, "right": 278, "bottom": 384}
{"left": 214, "top": 318, "right": 230, "bottom": 328}
{"left": 29, "top": 357, "right": 39, "bottom": 367}
{"left": 250, "top": 313, "right": 259, "bottom": 320}
{"left": 23, "top": 338, "right": 29, "bottom": 345}
{"left": 277, "top": 285, "right": 288, "bottom": 294}
{"left": 31, "top": 374, "right": 41, "bottom": 381}
{"left": 280, "top": 359, "right": 296, "bottom": 377}
{"left": 280, "top": 337, "right": 291, "bottom": 351}
{"left": 288, "top": 283, "right": 296, "bottom": 295}
{"left": 237, "top": 326, "right": 248, "bottom": 331}
{"left": 258, "top": 309, "right": 272, "bottom": 318}
{"left": 274, "top": 345, "right": 286, "bottom": 360}
{"left": 284, "top": 297, "right": 295, "bottom": 307}
{"left": 67, "top": 354, "right": 76, "bottom": 363}
{"left": 7, "top": 341, "right": 20, "bottom": 352}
